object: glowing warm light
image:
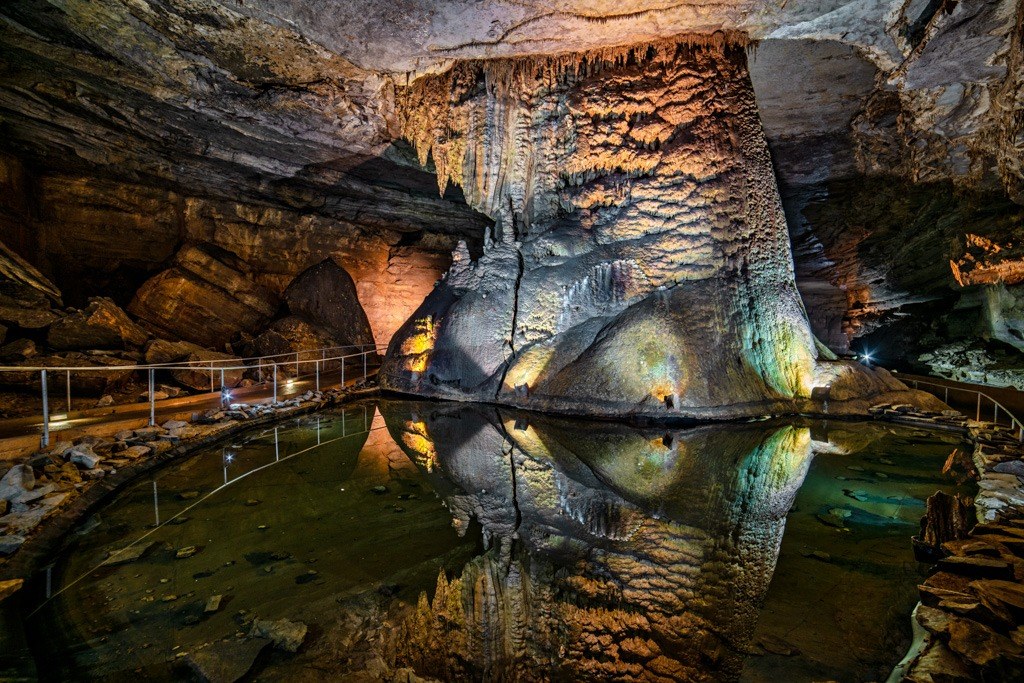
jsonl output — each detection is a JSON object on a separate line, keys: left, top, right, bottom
{"left": 401, "top": 420, "right": 438, "bottom": 472}
{"left": 401, "top": 316, "right": 438, "bottom": 373}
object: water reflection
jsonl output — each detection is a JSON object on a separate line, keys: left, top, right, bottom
{"left": 2, "top": 400, "right": 968, "bottom": 682}
{"left": 382, "top": 401, "right": 815, "bottom": 681}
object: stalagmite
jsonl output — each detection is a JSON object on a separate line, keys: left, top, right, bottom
{"left": 381, "top": 36, "right": 819, "bottom": 419}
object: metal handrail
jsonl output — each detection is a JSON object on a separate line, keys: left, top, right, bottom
{"left": 908, "top": 377, "right": 1024, "bottom": 441}
{"left": 7, "top": 345, "right": 389, "bottom": 448}
{"left": 0, "top": 344, "right": 384, "bottom": 373}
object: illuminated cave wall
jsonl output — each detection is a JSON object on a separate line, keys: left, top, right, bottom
{"left": 381, "top": 37, "right": 818, "bottom": 418}
{"left": 0, "top": 158, "right": 455, "bottom": 349}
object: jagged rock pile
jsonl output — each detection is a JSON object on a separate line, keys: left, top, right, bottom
{"left": 0, "top": 240, "right": 376, "bottom": 415}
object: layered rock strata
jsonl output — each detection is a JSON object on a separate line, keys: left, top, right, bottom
{"left": 381, "top": 39, "right": 820, "bottom": 419}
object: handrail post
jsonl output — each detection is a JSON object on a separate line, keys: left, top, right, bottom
{"left": 148, "top": 368, "right": 156, "bottom": 426}
{"left": 994, "top": 404, "right": 999, "bottom": 424}
{"left": 363, "top": 350, "right": 367, "bottom": 380}
{"left": 977, "top": 393, "right": 982, "bottom": 421}
{"left": 40, "top": 369, "right": 49, "bottom": 448}
{"left": 66, "top": 370, "right": 71, "bottom": 414}
{"left": 341, "top": 356, "right": 345, "bottom": 389}
{"left": 209, "top": 362, "right": 214, "bottom": 392}
{"left": 315, "top": 359, "right": 320, "bottom": 392}
{"left": 272, "top": 363, "right": 278, "bottom": 403}
{"left": 944, "top": 387, "right": 948, "bottom": 404}
{"left": 295, "top": 351, "right": 300, "bottom": 378}
{"left": 220, "top": 368, "right": 226, "bottom": 407}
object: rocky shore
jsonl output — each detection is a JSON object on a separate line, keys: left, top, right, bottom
{"left": 867, "top": 402, "right": 1024, "bottom": 679}
{"left": 0, "top": 382, "right": 376, "bottom": 585}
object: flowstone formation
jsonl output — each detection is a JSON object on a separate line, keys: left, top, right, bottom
{"left": 381, "top": 38, "right": 819, "bottom": 419}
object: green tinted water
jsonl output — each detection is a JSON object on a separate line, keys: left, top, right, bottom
{"left": 0, "top": 401, "right": 971, "bottom": 681}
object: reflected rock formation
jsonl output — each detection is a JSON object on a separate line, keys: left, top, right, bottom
{"left": 380, "top": 38, "right": 821, "bottom": 420}
{"left": 379, "top": 400, "right": 813, "bottom": 681}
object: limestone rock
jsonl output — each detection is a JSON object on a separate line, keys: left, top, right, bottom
{"left": 0, "top": 534, "right": 26, "bottom": 556}
{"left": 129, "top": 243, "right": 278, "bottom": 348}
{"left": 245, "top": 316, "right": 340, "bottom": 369}
{"left": 144, "top": 339, "right": 209, "bottom": 365}
{"left": 0, "top": 464, "right": 34, "bottom": 502}
{"left": 0, "top": 338, "right": 36, "bottom": 362}
{"left": 249, "top": 618, "right": 307, "bottom": 652}
{"left": 171, "top": 350, "right": 243, "bottom": 391}
{"left": 383, "top": 41, "right": 818, "bottom": 418}
{"left": 68, "top": 446, "right": 102, "bottom": 470}
{"left": 47, "top": 297, "right": 148, "bottom": 350}
{"left": 0, "top": 354, "right": 136, "bottom": 395}
{"left": 284, "top": 259, "right": 374, "bottom": 347}
{"left": 186, "top": 637, "right": 269, "bottom": 683}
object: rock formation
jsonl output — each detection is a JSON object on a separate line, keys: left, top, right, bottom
{"left": 381, "top": 38, "right": 820, "bottom": 419}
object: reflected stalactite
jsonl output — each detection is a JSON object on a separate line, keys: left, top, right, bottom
{"left": 379, "top": 401, "right": 813, "bottom": 681}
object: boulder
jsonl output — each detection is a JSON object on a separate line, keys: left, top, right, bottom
{"left": 144, "top": 338, "right": 208, "bottom": 364}
{"left": 0, "top": 463, "right": 34, "bottom": 502}
{"left": 0, "top": 300, "right": 60, "bottom": 329}
{"left": 249, "top": 618, "right": 307, "bottom": 652}
{"left": 129, "top": 243, "right": 278, "bottom": 348}
{"left": 47, "top": 297, "right": 149, "bottom": 350}
{"left": 0, "top": 338, "right": 36, "bottom": 362}
{"left": 245, "top": 316, "right": 340, "bottom": 374}
{"left": 284, "top": 259, "right": 374, "bottom": 347}
{"left": 171, "top": 350, "right": 244, "bottom": 391}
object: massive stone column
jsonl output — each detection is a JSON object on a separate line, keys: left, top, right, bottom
{"left": 381, "top": 36, "right": 818, "bottom": 419}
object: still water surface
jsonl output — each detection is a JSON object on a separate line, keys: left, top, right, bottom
{"left": 0, "top": 400, "right": 971, "bottom": 681}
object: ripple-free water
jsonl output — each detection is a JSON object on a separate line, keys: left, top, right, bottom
{"left": 0, "top": 400, "right": 972, "bottom": 681}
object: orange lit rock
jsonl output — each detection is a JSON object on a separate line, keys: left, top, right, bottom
{"left": 129, "top": 243, "right": 279, "bottom": 349}
{"left": 951, "top": 233, "right": 1024, "bottom": 287}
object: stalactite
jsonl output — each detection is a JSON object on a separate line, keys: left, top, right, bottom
{"left": 382, "top": 32, "right": 819, "bottom": 419}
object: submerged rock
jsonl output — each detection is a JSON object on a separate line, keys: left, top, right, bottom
{"left": 185, "top": 637, "right": 269, "bottom": 683}
{"left": 248, "top": 618, "right": 307, "bottom": 652}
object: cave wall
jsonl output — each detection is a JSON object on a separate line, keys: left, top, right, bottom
{"left": 382, "top": 38, "right": 820, "bottom": 419}
{"left": 0, "top": 152, "right": 454, "bottom": 349}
